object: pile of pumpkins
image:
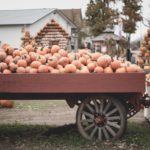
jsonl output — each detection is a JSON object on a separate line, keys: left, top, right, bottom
{"left": 0, "top": 43, "right": 143, "bottom": 74}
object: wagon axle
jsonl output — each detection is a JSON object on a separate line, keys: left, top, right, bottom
{"left": 94, "top": 114, "right": 107, "bottom": 127}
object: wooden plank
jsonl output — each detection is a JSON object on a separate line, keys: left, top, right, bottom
{"left": 0, "top": 73, "right": 145, "bottom": 93}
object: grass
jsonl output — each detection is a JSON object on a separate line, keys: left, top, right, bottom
{"left": 14, "top": 100, "right": 67, "bottom": 110}
{"left": 0, "top": 122, "right": 149, "bottom": 150}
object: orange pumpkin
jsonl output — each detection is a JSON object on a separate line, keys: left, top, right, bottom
{"left": 0, "top": 100, "right": 14, "bottom": 108}
{"left": 110, "top": 60, "right": 121, "bottom": 70}
{"left": 87, "top": 62, "right": 97, "bottom": 72}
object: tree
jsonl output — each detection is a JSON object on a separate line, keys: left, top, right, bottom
{"left": 122, "top": 0, "right": 142, "bottom": 34}
{"left": 85, "top": 0, "right": 118, "bottom": 36}
{"left": 122, "top": 0, "right": 142, "bottom": 60}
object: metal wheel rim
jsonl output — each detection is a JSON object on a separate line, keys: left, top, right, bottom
{"left": 76, "top": 96, "right": 126, "bottom": 141}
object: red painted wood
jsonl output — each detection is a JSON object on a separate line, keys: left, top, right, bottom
{"left": 0, "top": 73, "right": 145, "bottom": 93}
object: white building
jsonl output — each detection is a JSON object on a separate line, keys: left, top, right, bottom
{"left": 0, "top": 8, "right": 82, "bottom": 50}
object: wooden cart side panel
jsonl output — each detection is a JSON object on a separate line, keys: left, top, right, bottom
{"left": 0, "top": 73, "right": 145, "bottom": 93}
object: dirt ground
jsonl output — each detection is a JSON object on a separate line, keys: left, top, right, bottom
{"left": 0, "top": 100, "right": 146, "bottom": 126}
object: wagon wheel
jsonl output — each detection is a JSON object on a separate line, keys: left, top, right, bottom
{"left": 76, "top": 96, "right": 127, "bottom": 141}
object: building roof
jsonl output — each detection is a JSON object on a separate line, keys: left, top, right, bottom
{"left": 0, "top": 8, "right": 55, "bottom": 25}
{"left": 60, "top": 9, "right": 82, "bottom": 28}
{"left": 92, "top": 33, "right": 121, "bottom": 41}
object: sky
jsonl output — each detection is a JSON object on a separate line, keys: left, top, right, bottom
{"left": 0, "top": 0, "right": 149, "bottom": 41}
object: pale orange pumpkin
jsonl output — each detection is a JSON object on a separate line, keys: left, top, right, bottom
{"left": 80, "top": 67, "right": 90, "bottom": 73}
{"left": 65, "top": 64, "right": 77, "bottom": 73}
{"left": 16, "top": 67, "right": 26, "bottom": 73}
{"left": 116, "top": 67, "right": 126, "bottom": 73}
{"left": 29, "top": 68, "right": 38, "bottom": 74}
{"left": 0, "top": 51, "right": 7, "bottom": 61}
{"left": 37, "top": 47, "right": 47, "bottom": 55}
{"left": 38, "top": 65, "right": 49, "bottom": 73}
{"left": 3, "top": 69, "right": 11, "bottom": 74}
{"left": 30, "top": 61, "right": 41, "bottom": 69}
{"left": 126, "top": 65, "right": 137, "bottom": 73}
{"left": 5, "top": 55, "right": 13, "bottom": 64}
{"left": 51, "top": 69, "right": 60, "bottom": 73}
{"left": 0, "top": 62, "right": 8, "bottom": 71}
{"left": 59, "top": 49, "right": 68, "bottom": 57}
{"left": 29, "top": 52, "right": 38, "bottom": 61}
{"left": 37, "top": 55, "right": 47, "bottom": 64}
{"left": 91, "top": 52, "right": 102, "bottom": 61}
{"left": 94, "top": 66, "right": 104, "bottom": 73}
{"left": 97, "top": 56, "right": 108, "bottom": 68}
{"left": 71, "top": 60, "right": 82, "bottom": 69}
{"left": 79, "top": 57, "right": 87, "bottom": 65}
{"left": 9, "top": 63, "right": 18, "bottom": 72}
{"left": 17, "top": 59, "right": 27, "bottom": 68}
{"left": 13, "top": 50, "right": 21, "bottom": 57}
{"left": 51, "top": 45, "right": 60, "bottom": 54}
{"left": 25, "top": 44, "right": 34, "bottom": 52}
{"left": 47, "top": 56, "right": 58, "bottom": 68}
{"left": 104, "top": 67, "right": 113, "bottom": 73}
{"left": 58, "top": 57, "right": 70, "bottom": 67}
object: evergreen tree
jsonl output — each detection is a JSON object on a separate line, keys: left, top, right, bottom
{"left": 122, "top": 0, "right": 142, "bottom": 34}
{"left": 86, "top": 0, "right": 118, "bottom": 36}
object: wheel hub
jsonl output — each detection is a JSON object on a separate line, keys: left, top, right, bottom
{"left": 95, "top": 114, "right": 106, "bottom": 126}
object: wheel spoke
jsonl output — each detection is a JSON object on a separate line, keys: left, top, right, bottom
{"left": 102, "top": 127, "right": 110, "bottom": 140}
{"left": 90, "top": 126, "right": 98, "bottom": 138}
{"left": 105, "top": 125, "right": 116, "bottom": 137}
{"left": 98, "top": 128, "right": 102, "bottom": 141}
{"left": 107, "top": 121, "right": 120, "bottom": 129}
{"left": 107, "top": 116, "right": 121, "bottom": 121}
{"left": 81, "top": 119, "right": 93, "bottom": 124}
{"left": 84, "top": 123, "right": 95, "bottom": 131}
{"left": 86, "top": 104, "right": 94, "bottom": 113}
{"left": 93, "top": 99, "right": 99, "bottom": 113}
{"left": 82, "top": 111, "right": 94, "bottom": 119}
{"left": 103, "top": 101, "right": 112, "bottom": 114}
{"left": 106, "top": 108, "right": 118, "bottom": 117}
{"left": 100, "top": 99, "right": 104, "bottom": 114}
